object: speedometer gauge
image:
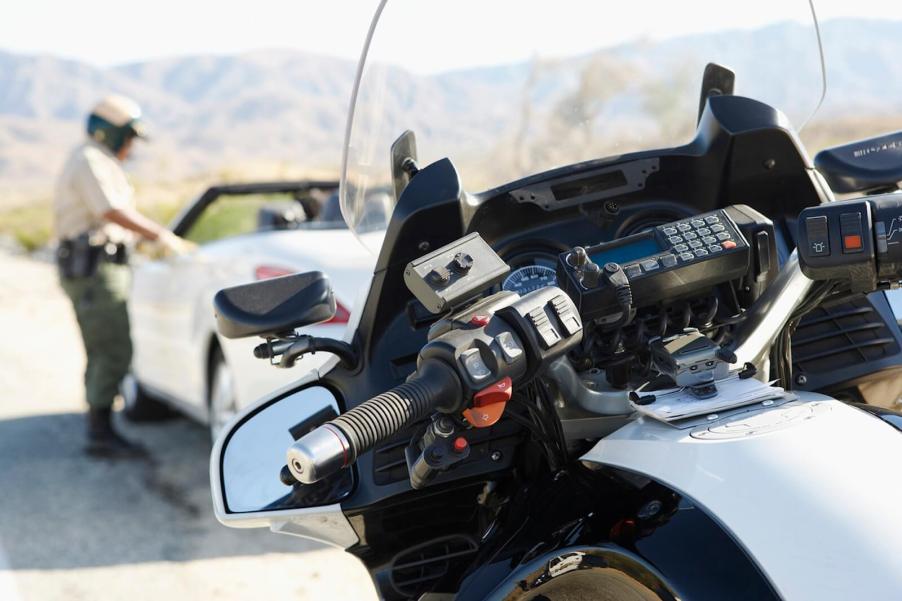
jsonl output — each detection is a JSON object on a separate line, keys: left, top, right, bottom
{"left": 502, "top": 265, "right": 558, "bottom": 295}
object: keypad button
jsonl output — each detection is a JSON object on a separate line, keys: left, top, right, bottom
{"left": 663, "top": 227, "right": 677, "bottom": 236}
{"left": 689, "top": 240, "right": 703, "bottom": 249}
{"left": 684, "top": 232, "right": 698, "bottom": 240}
{"left": 708, "top": 245, "right": 722, "bottom": 253}
{"left": 722, "top": 240, "right": 737, "bottom": 250}
{"left": 702, "top": 236, "right": 716, "bottom": 245}
{"left": 625, "top": 264, "right": 641, "bottom": 278}
{"left": 661, "top": 254, "right": 677, "bottom": 268}
{"left": 710, "top": 224, "right": 725, "bottom": 233}
{"left": 697, "top": 227, "right": 711, "bottom": 236}
{"left": 705, "top": 215, "right": 720, "bottom": 224}
{"left": 694, "top": 248, "right": 709, "bottom": 257}
{"left": 668, "top": 236, "right": 683, "bottom": 244}
{"left": 678, "top": 223, "right": 692, "bottom": 232}
{"left": 716, "top": 232, "right": 731, "bottom": 241}
{"left": 674, "top": 243, "right": 688, "bottom": 252}
{"left": 680, "top": 252, "right": 694, "bottom": 261}
{"left": 691, "top": 219, "right": 705, "bottom": 228}
{"left": 641, "top": 259, "right": 659, "bottom": 272}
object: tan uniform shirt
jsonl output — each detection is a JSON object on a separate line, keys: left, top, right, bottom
{"left": 53, "top": 139, "right": 135, "bottom": 243}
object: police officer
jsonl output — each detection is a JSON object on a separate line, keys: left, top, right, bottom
{"left": 54, "top": 95, "right": 192, "bottom": 458}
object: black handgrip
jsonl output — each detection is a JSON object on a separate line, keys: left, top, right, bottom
{"left": 286, "top": 360, "right": 462, "bottom": 484}
{"left": 332, "top": 360, "right": 462, "bottom": 463}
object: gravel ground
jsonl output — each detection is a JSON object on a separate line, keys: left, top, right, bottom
{"left": 0, "top": 250, "right": 378, "bottom": 601}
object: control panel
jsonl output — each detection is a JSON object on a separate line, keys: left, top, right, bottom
{"left": 557, "top": 208, "right": 751, "bottom": 321}
{"left": 798, "top": 194, "right": 902, "bottom": 291}
{"left": 405, "top": 232, "right": 510, "bottom": 314}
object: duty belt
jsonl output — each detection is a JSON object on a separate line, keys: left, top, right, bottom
{"left": 56, "top": 234, "right": 128, "bottom": 279}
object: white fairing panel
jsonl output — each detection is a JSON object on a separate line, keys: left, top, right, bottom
{"left": 581, "top": 394, "right": 902, "bottom": 600}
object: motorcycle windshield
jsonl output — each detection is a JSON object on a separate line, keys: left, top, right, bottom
{"left": 341, "top": 0, "right": 826, "bottom": 252}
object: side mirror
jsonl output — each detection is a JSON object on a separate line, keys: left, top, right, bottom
{"left": 815, "top": 131, "right": 902, "bottom": 195}
{"left": 214, "top": 271, "right": 336, "bottom": 339}
{"left": 211, "top": 376, "right": 358, "bottom": 547}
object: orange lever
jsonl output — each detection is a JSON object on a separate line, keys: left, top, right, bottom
{"left": 463, "top": 377, "right": 513, "bottom": 428}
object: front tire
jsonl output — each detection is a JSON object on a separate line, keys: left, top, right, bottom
{"left": 121, "top": 373, "right": 172, "bottom": 421}
{"left": 208, "top": 348, "right": 238, "bottom": 441}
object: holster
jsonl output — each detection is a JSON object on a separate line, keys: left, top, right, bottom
{"left": 57, "top": 234, "right": 128, "bottom": 279}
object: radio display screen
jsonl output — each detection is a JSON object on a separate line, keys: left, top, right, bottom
{"left": 590, "top": 235, "right": 662, "bottom": 265}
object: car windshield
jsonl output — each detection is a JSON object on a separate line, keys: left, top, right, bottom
{"left": 341, "top": 0, "right": 826, "bottom": 253}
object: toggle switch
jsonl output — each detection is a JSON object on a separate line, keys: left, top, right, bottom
{"left": 805, "top": 215, "right": 830, "bottom": 257}
{"left": 840, "top": 212, "right": 864, "bottom": 254}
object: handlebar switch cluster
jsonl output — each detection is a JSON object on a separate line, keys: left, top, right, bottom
{"left": 797, "top": 198, "right": 877, "bottom": 292}
{"left": 797, "top": 194, "right": 902, "bottom": 292}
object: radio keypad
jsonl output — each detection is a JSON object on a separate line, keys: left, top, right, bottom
{"left": 654, "top": 210, "right": 741, "bottom": 267}
{"left": 621, "top": 210, "right": 743, "bottom": 277}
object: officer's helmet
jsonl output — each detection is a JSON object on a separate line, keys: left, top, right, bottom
{"left": 86, "top": 95, "right": 148, "bottom": 154}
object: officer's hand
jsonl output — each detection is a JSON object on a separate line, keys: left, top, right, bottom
{"left": 157, "top": 230, "right": 197, "bottom": 257}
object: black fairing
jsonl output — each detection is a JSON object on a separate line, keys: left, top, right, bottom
{"left": 454, "top": 468, "right": 778, "bottom": 601}
{"left": 314, "top": 95, "right": 829, "bottom": 598}
{"left": 815, "top": 131, "right": 902, "bottom": 194}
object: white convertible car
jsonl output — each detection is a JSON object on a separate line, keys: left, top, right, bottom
{"left": 125, "top": 180, "right": 378, "bottom": 437}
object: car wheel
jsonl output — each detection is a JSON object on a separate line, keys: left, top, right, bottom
{"left": 121, "top": 373, "right": 172, "bottom": 421}
{"left": 208, "top": 349, "right": 238, "bottom": 441}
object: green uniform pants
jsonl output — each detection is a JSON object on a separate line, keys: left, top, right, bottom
{"left": 60, "top": 263, "right": 133, "bottom": 410}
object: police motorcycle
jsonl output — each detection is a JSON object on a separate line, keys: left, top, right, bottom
{"left": 209, "top": 1, "right": 902, "bottom": 599}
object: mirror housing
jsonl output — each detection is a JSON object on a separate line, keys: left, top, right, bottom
{"left": 815, "top": 131, "right": 902, "bottom": 195}
{"left": 214, "top": 271, "right": 336, "bottom": 339}
{"left": 210, "top": 375, "right": 358, "bottom": 547}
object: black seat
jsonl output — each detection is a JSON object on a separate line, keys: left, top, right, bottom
{"left": 815, "top": 131, "right": 902, "bottom": 194}
{"left": 214, "top": 271, "right": 336, "bottom": 339}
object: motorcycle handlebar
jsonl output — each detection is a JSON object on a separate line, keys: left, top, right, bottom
{"left": 286, "top": 360, "right": 462, "bottom": 484}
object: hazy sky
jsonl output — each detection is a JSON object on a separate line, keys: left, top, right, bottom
{"left": 1, "top": 0, "right": 901, "bottom": 71}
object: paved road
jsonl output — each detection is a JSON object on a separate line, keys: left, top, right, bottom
{"left": 0, "top": 251, "right": 378, "bottom": 600}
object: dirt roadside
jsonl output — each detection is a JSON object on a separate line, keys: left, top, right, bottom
{"left": 0, "top": 250, "right": 377, "bottom": 601}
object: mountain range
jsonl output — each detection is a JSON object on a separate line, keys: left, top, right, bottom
{"left": 3, "top": 17, "right": 902, "bottom": 204}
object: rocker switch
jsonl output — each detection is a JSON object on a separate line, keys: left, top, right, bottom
{"left": 840, "top": 212, "right": 863, "bottom": 254}
{"left": 805, "top": 215, "right": 830, "bottom": 256}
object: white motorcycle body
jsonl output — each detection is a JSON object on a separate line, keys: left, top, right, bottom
{"left": 582, "top": 392, "right": 902, "bottom": 600}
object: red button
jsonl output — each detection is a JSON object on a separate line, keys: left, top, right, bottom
{"left": 722, "top": 240, "right": 737, "bottom": 250}
{"left": 843, "top": 234, "right": 862, "bottom": 250}
{"left": 452, "top": 437, "right": 468, "bottom": 453}
{"left": 469, "top": 314, "right": 491, "bottom": 327}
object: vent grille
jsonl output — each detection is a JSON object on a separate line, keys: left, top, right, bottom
{"left": 389, "top": 535, "right": 478, "bottom": 598}
{"left": 792, "top": 295, "right": 899, "bottom": 378}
